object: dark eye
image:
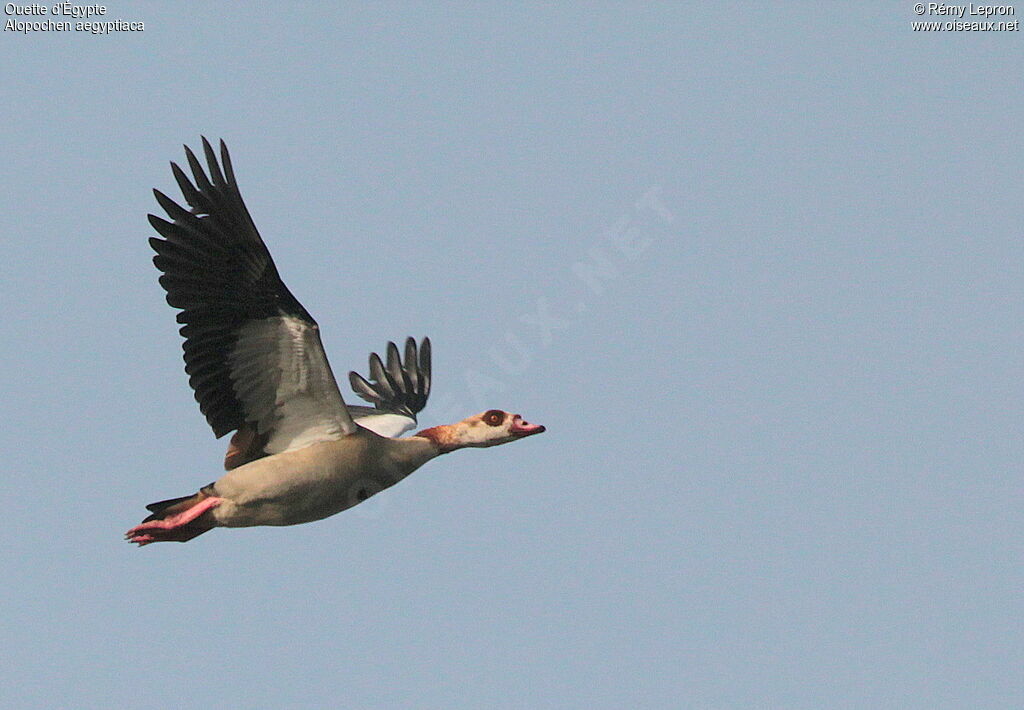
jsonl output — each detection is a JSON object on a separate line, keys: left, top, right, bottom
{"left": 483, "top": 410, "right": 505, "bottom": 426}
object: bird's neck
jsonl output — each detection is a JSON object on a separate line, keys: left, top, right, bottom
{"left": 412, "top": 424, "right": 460, "bottom": 455}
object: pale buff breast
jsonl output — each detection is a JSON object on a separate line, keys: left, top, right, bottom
{"left": 209, "top": 429, "right": 438, "bottom": 527}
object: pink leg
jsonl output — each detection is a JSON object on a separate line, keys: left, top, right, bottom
{"left": 125, "top": 496, "right": 223, "bottom": 546}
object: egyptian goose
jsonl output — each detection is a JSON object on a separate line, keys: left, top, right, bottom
{"left": 126, "top": 138, "right": 545, "bottom": 546}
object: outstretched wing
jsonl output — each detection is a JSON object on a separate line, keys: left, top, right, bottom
{"left": 348, "top": 337, "right": 431, "bottom": 438}
{"left": 148, "top": 137, "right": 357, "bottom": 466}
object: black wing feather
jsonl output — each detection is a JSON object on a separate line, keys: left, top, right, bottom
{"left": 149, "top": 138, "right": 315, "bottom": 437}
{"left": 348, "top": 337, "right": 432, "bottom": 418}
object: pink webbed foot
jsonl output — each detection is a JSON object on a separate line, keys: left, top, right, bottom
{"left": 125, "top": 496, "right": 223, "bottom": 546}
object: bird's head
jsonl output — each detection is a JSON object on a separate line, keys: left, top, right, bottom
{"left": 416, "top": 409, "right": 546, "bottom": 452}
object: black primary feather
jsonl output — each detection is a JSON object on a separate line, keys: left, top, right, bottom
{"left": 348, "top": 337, "right": 432, "bottom": 418}
{"left": 148, "top": 138, "right": 315, "bottom": 438}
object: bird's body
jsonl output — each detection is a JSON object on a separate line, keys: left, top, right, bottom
{"left": 126, "top": 138, "right": 544, "bottom": 546}
{"left": 212, "top": 429, "right": 436, "bottom": 528}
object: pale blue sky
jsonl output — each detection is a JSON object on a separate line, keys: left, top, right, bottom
{"left": 2, "top": 3, "right": 1021, "bottom": 709}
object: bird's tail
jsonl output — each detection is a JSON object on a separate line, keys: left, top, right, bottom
{"left": 126, "top": 483, "right": 219, "bottom": 545}
{"left": 142, "top": 482, "right": 216, "bottom": 522}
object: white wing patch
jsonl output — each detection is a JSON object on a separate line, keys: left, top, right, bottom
{"left": 355, "top": 413, "right": 417, "bottom": 438}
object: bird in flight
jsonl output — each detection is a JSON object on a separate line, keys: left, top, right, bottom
{"left": 126, "top": 138, "right": 545, "bottom": 546}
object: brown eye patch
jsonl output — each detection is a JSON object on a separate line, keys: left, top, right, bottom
{"left": 483, "top": 410, "right": 505, "bottom": 427}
